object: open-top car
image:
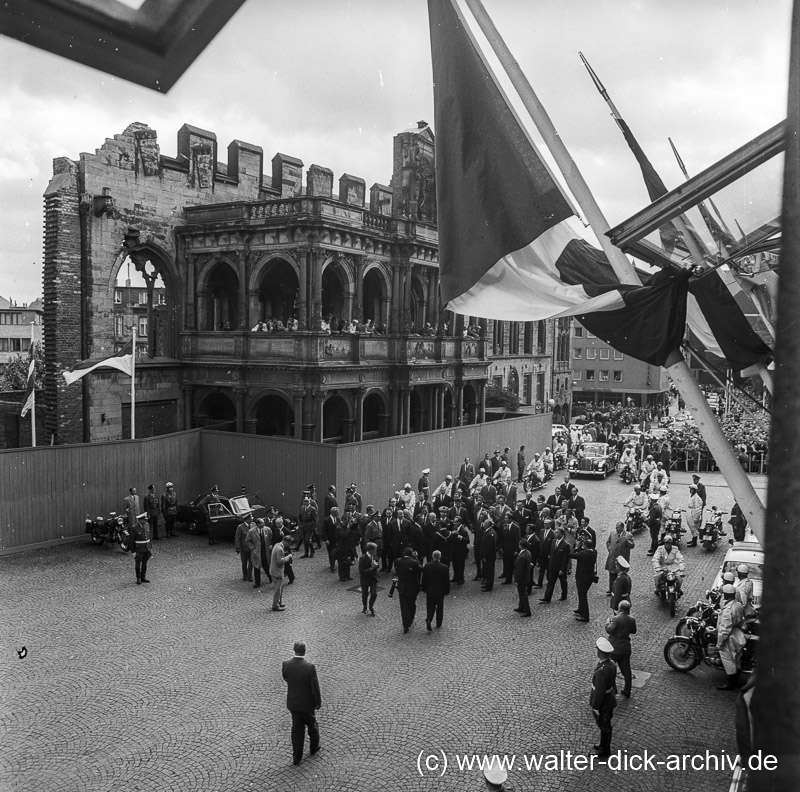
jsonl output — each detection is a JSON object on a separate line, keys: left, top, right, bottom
{"left": 711, "top": 537, "right": 764, "bottom": 609}
{"left": 568, "top": 442, "right": 619, "bottom": 478}
{"left": 176, "top": 492, "right": 269, "bottom": 542}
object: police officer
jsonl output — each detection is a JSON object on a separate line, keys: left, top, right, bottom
{"left": 590, "top": 636, "right": 618, "bottom": 757}
{"left": 144, "top": 484, "right": 160, "bottom": 540}
{"left": 131, "top": 512, "right": 153, "bottom": 585}
{"left": 161, "top": 482, "right": 178, "bottom": 537}
{"left": 716, "top": 583, "right": 747, "bottom": 690}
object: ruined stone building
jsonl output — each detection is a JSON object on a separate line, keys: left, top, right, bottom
{"left": 42, "top": 121, "right": 571, "bottom": 445}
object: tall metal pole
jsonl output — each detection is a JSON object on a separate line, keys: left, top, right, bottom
{"left": 29, "top": 321, "right": 36, "bottom": 448}
{"left": 460, "top": 0, "right": 765, "bottom": 539}
{"left": 130, "top": 326, "right": 136, "bottom": 440}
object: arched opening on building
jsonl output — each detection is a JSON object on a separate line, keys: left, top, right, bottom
{"left": 443, "top": 389, "right": 454, "bottom": 428}
{"left": 257, "top": 260, "right": 299, "bottom": 325}
{"left": 323, "top": 393, "right": 350, "bottom": 442}
{"left": 322, "top": 260, "right": 348, "bottom": 327}
{"left": 462, "top": 382, "right": 478, "bottom": 425}
{"left": 362, "top": 268, "right": 386, "bottom": 327}
{"left": 254, "top": 394, "right": 294, "bottom": 436}
{"left": 409, "top": 277, "right": 426, "bottom": 332}
{"left": 363, "top": 392, "right": 385, "bottom": 439}
{"left": 197, "top": 392, "right": 236, "bottom": 430}
{"left": 508, "top": 368, "right": 519, "bottom": 397}
{"left": 553, "top": 406, "right": 562, "bottom": 424}
{"left": 114, "top": 252, "right": 177, "bottom": 357}
{"left": 410, "top": 388, "right": 425, "bottom": 433}
{"left": 205, "top": 262, "right": 239, "bottom": 331}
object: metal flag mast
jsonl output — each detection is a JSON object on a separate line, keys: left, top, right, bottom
{"left": 130, "top": 325, "right": 136, "bottom": 440}
{"left": 29, "top": 321, "right": 36, "bottom": 447}
{"left": 457, "top": 0, "right": 765, "bottom": 541}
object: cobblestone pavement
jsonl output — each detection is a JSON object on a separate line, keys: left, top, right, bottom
{"left": 1, "top": 470, "right": 767, "bottom": 792}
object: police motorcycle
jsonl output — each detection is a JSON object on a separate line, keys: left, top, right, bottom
{"left": 86, "top": 512, "right": 132, "bottom": 552}
{"left": 624, "top": 506, "right": 646, "bottom": 534}
{"left": 663, "top": 617, "right": 758, "bottom": 675}
{"left": 522, "top": 458, "right": 550, "bottom": 492}
{"left": 619, "top": 461, "right": 636, "bottom": 485}
{"left": 655, "top": 568, "right": 684, "bottom": 617}
{"left": 698, "top": 506, "right": 727, "bottom": 551}
{"left": 662, "top": 508, "right": 685, "bottom": 547}
{"left": 675, "top": 589, "right": 722, "bottom": 637}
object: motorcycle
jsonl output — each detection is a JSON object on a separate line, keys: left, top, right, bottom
{"left": 554, "top": 452, "right": 567, "bottom": 471}
{"left": 619, "top": 463, "right": 636, "bottom": 485}
{"left": 664, "top": 619, "right": 758, "bottom": 675}
{"left": 677, "top": 588, "right": 759, "bottom": 638}
{"left": 625, "top": 507, "right": 646, "bottom": 534}
{"left": 699, "top": 507, "right": 727, "bottom": 551}
{"left": 655, "top": 569, "right": 683, "bottom": 617}
{"left": 85, "top": 512, "right": 131, "bottom": 552}
{"left": 662, "top": 508, "right": 685, "bottom": 547}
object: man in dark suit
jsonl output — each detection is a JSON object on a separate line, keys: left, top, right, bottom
{"left": 605, "top": 600, "right": 637, "bottom": 698}
{"left": 540, "top": 527, "right": 570, "bottom": 603}
{"left": 571, "top": 539, "right": 598, "bottom": 621}
{"left": 281, "top": 641, "right": 322, "bottom": 765}
{"left": 395, "top": 547, "right": 423, "bottom": 633}
{"left": 500, "top": 517, "right": 521, "bottom": 584}
{"left": 480, "top": 517, "right": 497, "bottom": 591}
{"left": 323, "top": 485, "right": 337, "bottom": 517}
{"left": 449, "top": 516, "right": 470, "bottom": 584}
{"left": 420, "top": 550, "right": 451, "bottom": 630}
{"left": 358, "top": 542, "right": 379, "bottom": 615}
{"left": 513, "top": 539, "right": 532, "bottom": 616}
{"left": 569, "top": 486, "right": 587, "bottom": 523}
{"left": 322, "top": 507, "right": 341, "bottom": 573}
{"left": 535, "top": 519, "right": 555, "bottom": 588}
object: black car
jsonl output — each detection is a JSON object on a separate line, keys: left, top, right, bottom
{"left": 176, "top": 492, "right": 269, "bottom": 542}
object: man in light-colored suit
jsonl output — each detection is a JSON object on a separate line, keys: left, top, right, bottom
{"left": 282, "top": 641, "right": 322, "bottom": 765}
{"left": 123, "top": 487, "right": 140, "bottom": 528}
{"left": 270, "top": 535, "right": 292, "bottom": 612}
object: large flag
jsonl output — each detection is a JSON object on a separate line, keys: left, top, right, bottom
{"left": 63, "top": 339, "right": 134, "bottom": 386}
{"left": 580, "top": 56, "right": 773, "bottom": 371}
{"left": 427, "top": 0, "right": 689, "bottom": 367}
{"left": 20, "top": 338, "right": 35, "bottom": 418}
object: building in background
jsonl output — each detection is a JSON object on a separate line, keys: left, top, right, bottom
{"left": 42, "top": 121, "right": 569, "bottom": 444}
{"left": 0, "top": 296, "right": 42, "bottom": 372}
{"left": 570, "top": 319, "right": 668, "bottom": 410}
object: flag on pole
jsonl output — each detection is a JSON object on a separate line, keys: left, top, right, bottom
{"left": 579, "top": 54, "right": 773, "bottom": 371}
{"left": 62, "top": 339, "right": 134, "bottom": 386}
{"left": 428, "top": 0, "right": 688, "bottom": 366}
{"left": 20, "top": 338, "right": 36, "bottom": 418}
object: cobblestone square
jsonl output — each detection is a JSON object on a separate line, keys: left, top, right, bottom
{"left": 1, "top": 471, "right": 766, "bottom": 791}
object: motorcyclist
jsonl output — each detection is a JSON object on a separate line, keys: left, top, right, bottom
{"left": 542, "top": 447, "right": 555, "bottom": 477}
{"left": 657, "top": 485, "right": 672, "bottom": 532}
{"left": 640, "top": 454, "right": 657, "bottom": 489}
{"left": 525, "top": 453, "right": 546, "bottom": 487}
{"left": 623, "top": 484, "right": 648, "bottom": 511}
{"left": 554, "top": 439, "right": 568, "bottom": 466}
{"left": 652, "top": 534, "right": 685, "bottom": 596}
{"left": 492, "top": 460, "right": 512, "bottom": 488}
{"left": 619, "top": 445, "right": 636, "bottom": 478}
{"left": 648, "top": 467, "right": 670, "bottom": 495}
{"left": 734, "top": 563, "right": 757, "bottom": 619}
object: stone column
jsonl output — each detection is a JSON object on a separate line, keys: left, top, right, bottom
{"left": 389, "top": 386, "right": 400, "bottom": 435}
{"left": 402, "top": 387, "right": 412, "bottom": 435}
{"left": 455, "top": 383, "right": 464, "bottom": 427}
{"left": 344, "top": 290, "right": 355, "bottom": 322}
{"left": 312, "top": 250, "right": 325, "bottom": 330}
{"left": 353, "top": 257, "right": 365, "bottom": 321}
{"left": 427, "top": 267, "right": 437, "bottom": 327}
{"left": 182, "top": 384, "right": 194, "bottom": 430}
{"left": 381, "top": 297, "right": 391, "bottom": 333}
{"left": 478, "top": 380, "right": 487, "bottom": 424}
{"left": 355, "top": 387, "right": 365, "bottom": 442}
{"left": 234, "top": 386, "right": 247, "bottom": 433}
{"left": 235, "top": 251, "right": 248, "bottom": 329}
{"left": 186, "top": 253, "right": 197, "bottom": 329}
{"left": 390, "top": 263, "right": 402, "bottom": 334}
{"left": 297, "top": 248, "right": 309, "bottom": 330}
{"left": 437, "top": 386, "right": 446, "bottom": 430}
{"left": 248, "top": 290, "right": 261, "bottom": 325}
{"left": 402, "top": 264, "right": 413, "bottom": 332}
{"left": 313, "top": 390, "right": 326, "bottom": 442}
{"left": 293, "top": 388, "right": 305, "bottom": 439}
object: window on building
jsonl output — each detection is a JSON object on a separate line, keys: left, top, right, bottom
{"left": 587, "top": 331, "right": 596, "bottom": 338}
{"left": 573, "top": 370, "right": 582, "bottom": 381}
{"left": 114, "top": 290, "right": 122, "bottom": 304}
{"left": 600, "top": 370, "right": 610, "bottom": 381}
{"left": 537, "top": 320, "right": 546, "bottom": 353}
{"left": 493, "top": 321, "right": 505, "bottom": 355}
{"left": 0, "top": 313, "right": 22, "bottom": 325}
{"left": 585, "top": 369, "right": 595, "bottom": 381}
{"left": 523, "top": 373, "right": 532, "bottom": 405}
{"left": 613, "top": 350, "right": 623, "bottom": 360}
{"left": 139, "top": 291, "right": 148, "bottom": 305}
{"left": 586, "top": 349, "right": 597, "bottom": 360}
{"left": 600, "top": 349, "right": 610, "bottom": 360}
{"left": 114, "top": 316, "right": 124, "bottom": 337}
{"left": 573, "top": 348, "right": 582, "bottom": 359}
{"left": 574, "top": 325, "right": 583, "bottom": 337}
{"left": 509, "top": 321, "right": 520, "bottom": 355}
{"left": 536, "top": 372, "right": 545, "bottom": 403}
{"left": 493, "top": 375, "right": 502, "bottom": 389}
{"left": 523, "top": 323, "right": 533, "bottom": 354}
{"left": 157, "top": 292, "right": 167, "bottom": 305}
{"left": 613, "top": 370, "right": 623, "bottom": 382}
{"left": 138, "top": 317, "right": 148, "bottom": 337}
{"left": 0, "top": 338, "right": 25, "bottom": 352}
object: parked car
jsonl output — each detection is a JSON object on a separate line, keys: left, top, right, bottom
{"left": 568, "top": 442, "right": 619, "bottom": 478}
{"left": 176, "top": 492, "right": 269, "bottom": 541}
{"left": 711, "top": 538, "right": 764, "bottom": 609}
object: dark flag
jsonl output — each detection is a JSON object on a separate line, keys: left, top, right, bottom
{"left": 20, "top": 337, "right": 35, "bottom": 418}
{"left": 427, "top": 0, "right": 688, "bottom": 367}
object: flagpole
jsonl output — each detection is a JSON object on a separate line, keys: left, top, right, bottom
{"left": 29, "top": 321, "right": 36, "bottom": 448}
{"left": 131, "top": 326, "right": 136, "bottom": 440}
{"left": 461, "top": 0, "right": 765, "bottom": 541}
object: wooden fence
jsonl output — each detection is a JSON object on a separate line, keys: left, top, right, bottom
{"left": 0, "top": 413, "right": 551, "bottom": 553}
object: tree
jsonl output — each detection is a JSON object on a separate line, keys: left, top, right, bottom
{"left": 485, "top": 384, "right": 520, "bottom": 412}
{"left": 0, "top": 342, "right": 44, "bottom": 391}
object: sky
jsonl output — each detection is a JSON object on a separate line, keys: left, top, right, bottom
{"left": 0, "top": 0, "right": 792, "bottom": 305}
